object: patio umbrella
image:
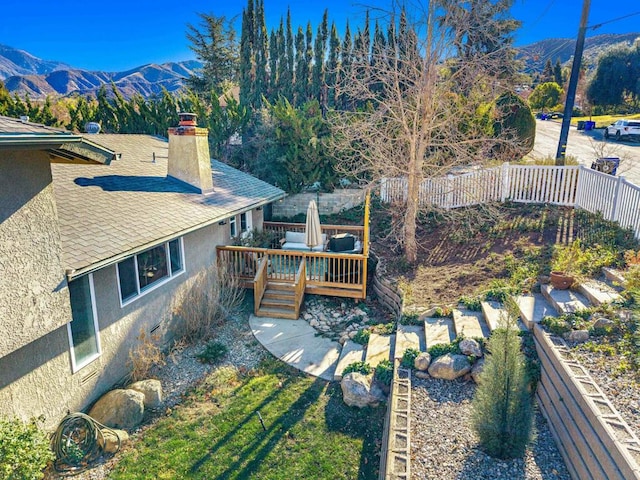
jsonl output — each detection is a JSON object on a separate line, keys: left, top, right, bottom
{"left": 305, "top": 199, "right": 322, "bottom": 250}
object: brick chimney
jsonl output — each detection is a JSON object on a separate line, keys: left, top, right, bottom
{"left": 167, "top": 113, "right": 213, "bottom": 194}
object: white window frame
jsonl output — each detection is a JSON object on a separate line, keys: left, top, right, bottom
{"left": 229, "top": 216, "right": 237, "bottom": 238}
{"left": 67, "top": 273, "right": 101, "bottom": 373}
{"left": 240, "top": 211, "right": 253, "bottom": 239}
{"left": 116, "top": 237, "right": 185, "bottom": 307}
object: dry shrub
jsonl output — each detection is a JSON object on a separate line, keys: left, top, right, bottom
{"left": 172, "top": 263, "right": 243, "bottom": 343}
{"left": 624, "top": 249, "right": 640, "bottom": 267}
{"left": 128, "top": 330, "right": 165, "bottom": 382}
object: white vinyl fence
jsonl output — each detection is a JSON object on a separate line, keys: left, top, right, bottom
{"left": 380, "top": 163, "right": 640, "bottom": 239}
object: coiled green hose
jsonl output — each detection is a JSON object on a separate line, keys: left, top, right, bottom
{"left": 51, "top": 412, "right": 121, "bottom": 474}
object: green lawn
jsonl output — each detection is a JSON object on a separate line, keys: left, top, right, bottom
{"left": 110, "top": 358, "right": 384, "bottom": 479}
{"left": 570, "top": 113, "right": 640, "bottom": 128}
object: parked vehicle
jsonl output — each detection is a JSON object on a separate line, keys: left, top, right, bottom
{"left": 604, "top": 119, "right": 640, "bottom": 141}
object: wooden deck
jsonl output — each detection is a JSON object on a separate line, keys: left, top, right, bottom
{"left": 217, "top": 195, "right": 371, "bottom": 318}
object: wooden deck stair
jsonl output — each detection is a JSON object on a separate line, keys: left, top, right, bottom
{"left": 255, "top": 282, "right": 299, "bottom": 319}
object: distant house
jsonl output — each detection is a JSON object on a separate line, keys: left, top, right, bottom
{"left": 0, "top": 114, "right": 285, "bottom": 428}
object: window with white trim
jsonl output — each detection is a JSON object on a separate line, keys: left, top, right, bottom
{"left": 67, "top": 274, "right": 101, "bottom": 372}
{"left": 240, "top": 211, "right": 252, "bottom": 233}
{"left": 229, "top": 216, "right": 237, "bottom": 238}
{"left": 117, "top": 238, "right": 184, "bottom": 305}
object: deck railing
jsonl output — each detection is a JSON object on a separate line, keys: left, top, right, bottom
{"left": 264, "top": 222, "right": 366, "bottom": 244}
{"left": 381, "top": 163, "right": 640, "bottom": 239}
{"left": 216, "top": 246, "right": 368, "bottom": 299}
{"left": 293, "top": 260, "right": 306, "bottom": 317}
{"left": 253, "top": 256, "right": 268, "bottom": 311}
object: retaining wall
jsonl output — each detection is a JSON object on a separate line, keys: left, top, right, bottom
{"left": 533, "top": 324, "right": 640, "bottom": 480}
{"left": 271, "top": 189, "right": 366, "bottom": 218}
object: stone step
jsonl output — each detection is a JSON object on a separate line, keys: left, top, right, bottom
{"left": 480, "top": 301, "right": 507, "bottom": 331}
{"left": 577, "top": 279, "right": 622, "bottom": 306}
{"left": 452, "top": 308, "right": 490, "bottom": 339}
{"left": 541, "top": 284, "right": 590, "bottom": 315}
{"left": 394, "top": 324, "right": 425, "bottom": 360}
{"left": 481, "top": 301, "right": 526, "bottom": 332}
{"left": 334, "top": 340, "right": 365, "bottom": 381}
{"left": 423, "top": 316, "right": 455, "bottom": 347}
{"left": 514, "top": 293, "right": 557, "bottom": 330}
{"left": 602, "top": 267, "right": 626, "bottom": 288}
{"left": 365, "top": 333, "right": 394, "bottom": 369}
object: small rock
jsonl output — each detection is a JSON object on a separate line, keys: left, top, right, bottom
{"left": 303, "top": 313, "right": 313, "bottom": 321}
{"left": 99, "top": 428, "right": 129, "bottom": 454}
{"left": 414, "top": 371, "right": 430, "bottom": 380}
{"left": 428, "top": 354, "right": 472, "bottom": 380}
{"left": 310, "top": 319, "right": 319, "bottom": 328}
{"left": 593, "top": 317, "right": 614, "bottom": 330}
{"left": 339, "top": 335, "right": 349, "bottom": 345}
{"left": 414, "top": 352, "right": 431, "bottom": 371}
{"left": 348, "top": 331, "right": 357, "bottom": 339}
{"left": 471, "top": 358, "right": 485, "bottom": 383}
{"left": 564, "top": 329, "right": 590, "bottom": 343}
{"left": 459, "top": 338, "right": 483, "bottom": 357}
{"left": 128, "top": 379, "right": 163, "bottom": 408}
{"left": 332, "top": 312, "right": 341, "bottom": 319}
{"left": 341, "top": 372, "right": 386, "bottom": 408}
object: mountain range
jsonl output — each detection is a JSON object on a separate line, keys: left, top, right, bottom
{"left": 1, "top": 32, "right": 638, "bottom": 99}
{"left": 0, "top": 44, "right": 201, "bottom": 99}
{"left": 516, "top": 32, "right": 640, "bottom": 73}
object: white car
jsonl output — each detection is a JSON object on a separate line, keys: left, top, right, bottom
{"left": 604, "top": 119, "right": 640, "bottom": 141}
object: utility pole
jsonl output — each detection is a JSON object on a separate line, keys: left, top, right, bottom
{"left": 555, "top": 0, "right": 591, "bottom": 165}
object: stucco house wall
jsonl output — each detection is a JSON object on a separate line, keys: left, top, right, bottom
{"left": 0, "top": 151, "right": 72, "bottom": 358}
{"left": 0, "top": 220, "right": 236, "bottom": 428}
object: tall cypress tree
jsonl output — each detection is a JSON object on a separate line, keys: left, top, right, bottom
{"left": 339, "top": 21, "right": 353, "bottom": 110}
{"left": 294, "top": 26, "right": 307, "bottom": 105}
{"left": 326, "top": 22, "right": 341, "bottom": 108}
{"left": 254, "top": 0, "right": 268, "bottom": 109}
{"left": 276, "top": 18, "right": 287, "bottom": 100}
{"left": 282, "top": 9, "right": 295, "bottom": 102}
{"left": 553, "top": 59, "right": 563, "bottom": 86}
{"left": 239, "top": 2, "right": 255, "bottom": 109}
{"left": 269, "top": 28, "right": 279, "bottom": 100}
{"left": 370, "top": 20, "right": 387, "bottom": 96}
{"left": 312, "top": 9, "right": 329, "bottom": 104}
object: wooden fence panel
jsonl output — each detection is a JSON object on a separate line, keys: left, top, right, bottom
{"left": 380, "top": 164, "right": 639, "bottom": 238}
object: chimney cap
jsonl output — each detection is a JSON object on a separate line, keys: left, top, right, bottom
{"left": 178, "top": 112, "right": 197, "bottom": 126}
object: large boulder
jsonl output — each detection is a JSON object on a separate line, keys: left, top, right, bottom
{"left": 414, "top": 352, "right": 431, "bottom": 371}
{"left": 428, "top": 353, "right": 472, "bottom": 380}
{"left": 89, "top": 389, "right": 145, "bottom": 430}
{"left": 459, "top": 339, "right": 483, "bottom": 358}
{"left": 128, "top": 379, "right": 163, "bottom": 408}
{"left": 341, "top": 372, "right": 386, "bottom": 408}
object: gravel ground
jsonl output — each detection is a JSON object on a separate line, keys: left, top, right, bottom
{"left": 570, "top": 346, "right": 640, "bottom": 439}
{"left": 46, "top": 310, "right": 266, "bottom": 480}
{"left": 410, "top": 376, "right": 571, "bottom": 480}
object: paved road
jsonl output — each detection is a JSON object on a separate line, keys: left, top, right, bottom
{"left": 528, "top": 119, "right": 640, "bottom": 185}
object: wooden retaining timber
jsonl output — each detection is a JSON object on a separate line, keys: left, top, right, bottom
{"left": 380, "top": 365, "right": 411, "bottom": 480}
{"left": 533, "top": 324, "right": 640, "bottom": 480}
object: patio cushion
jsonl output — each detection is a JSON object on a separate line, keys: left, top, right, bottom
{"left": 282, "top": 231, "right": 326, "bottom": 251}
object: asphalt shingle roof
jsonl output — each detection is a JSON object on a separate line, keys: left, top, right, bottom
{"left": 51, "top": 134, "right": 285, "bottom": 273}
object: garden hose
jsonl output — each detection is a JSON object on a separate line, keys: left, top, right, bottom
{"left": 51, "top": 412, "right": 121, "bottom": 474}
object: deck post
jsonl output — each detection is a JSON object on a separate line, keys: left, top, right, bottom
{"left": 362, "top": 190, "right": 371, "bottom": 298}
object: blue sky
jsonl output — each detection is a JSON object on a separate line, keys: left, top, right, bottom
{"left": 3, "top": 1, "right": 639, "bottom": 71}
